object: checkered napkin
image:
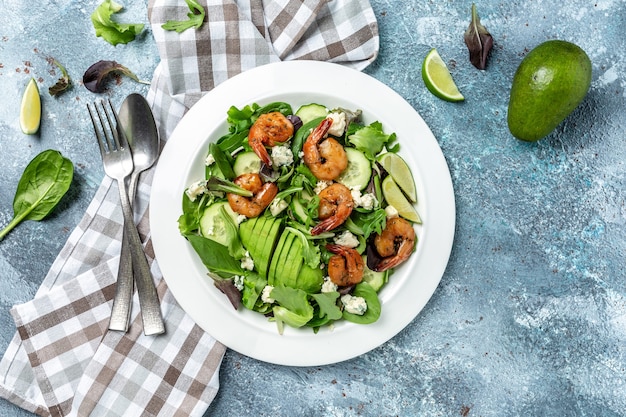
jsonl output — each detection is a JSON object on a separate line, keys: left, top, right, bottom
{"left": 0, "top": 1, "right": 378, "bottom": 416}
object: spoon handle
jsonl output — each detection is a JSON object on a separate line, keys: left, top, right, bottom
{"left": 109, "top": 171, "right": 165, "bottom": 335}
{"left": 108, "top": 173, "right": 138, "bottom": 332}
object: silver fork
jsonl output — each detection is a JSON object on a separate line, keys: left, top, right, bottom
{"left": 87, "top": 100, "right": 165, "bottom": 336}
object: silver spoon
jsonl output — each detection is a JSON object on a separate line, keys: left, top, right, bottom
{"left": 109, "top": 93, "right": 164, "bottom": 335}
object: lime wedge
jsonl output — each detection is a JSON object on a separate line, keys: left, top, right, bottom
{"left": 378, "top": 152, "right": 417, "bottom": 203}
{"left": 20, "top": 78, "right": 41, "bottom": 135}
{"left": 422, "top": 48, "right": 464, "bottom": 102}
{"left": 382, "top": 176, "right": 422, "bottom": 224}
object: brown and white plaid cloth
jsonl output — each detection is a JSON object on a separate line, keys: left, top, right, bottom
{"left": 0, "top": 1, "right": 378, "bottom": 416}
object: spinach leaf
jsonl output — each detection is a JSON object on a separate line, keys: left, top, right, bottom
{"left": 184, "top": 233, "right": 244, "bottom": 278}
{"left": 1, "top": 150, "right": 73, "bottom": 241}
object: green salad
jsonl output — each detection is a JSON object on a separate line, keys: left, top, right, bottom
{"left": 178, "top": 101, "right": 421, "bottom": 333}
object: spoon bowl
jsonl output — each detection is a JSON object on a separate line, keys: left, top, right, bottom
{"left": 118, "top": 93, "right": 161, "bottom": 188}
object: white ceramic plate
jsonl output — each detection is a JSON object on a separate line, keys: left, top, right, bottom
{"left": 150, "top": 61, "right": 455, "bottom": 366}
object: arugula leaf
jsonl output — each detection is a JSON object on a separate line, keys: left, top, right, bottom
{"left": 184, "top": 234, "right": 244, "bottom": 278}
{"left": 1, "top": 150, "right": 73, "bottom": 241}
{"left": 162, "top": 0, "right": 206, "bottom": 33}
{"left": 91, "top": 0, "right": 145, "bottom": 46}
{"left": 347, "top": 208, "right": 387, "bottom": 240}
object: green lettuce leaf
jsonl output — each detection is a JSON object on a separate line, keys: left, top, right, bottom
{"left": 91, "top": 0, "right": 144, "bottom": 46}
{"left": 347, "top": 121, "right": 397, "bottom": 160}
{"left": 311, "top": 292, "right": 342, "bottom": 321}
{"left": 271, "top": 286, "right": 314, "bottom": 329}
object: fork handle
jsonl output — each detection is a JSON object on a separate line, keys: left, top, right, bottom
{"left": 109, "top": 172, "right": 140, "bottom": 332}
{"left": 116, "top": 177, "right": 165, "bottom": 336}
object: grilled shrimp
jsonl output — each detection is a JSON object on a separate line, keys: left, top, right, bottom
{"left": 326, "top": 244, "right": 365, "bottom": 287}
{"left": 303, "top": 118, "right": 348, "bottom": 181}
{"left": 248, "top": 112, "right": 294, "bottom": 166}
{"left": 372, "top": 217, "right": 416, "bottom": 272}
{"left": 227, "top": 173, "right": 277, "bottom": 218}
{"left": 311, "top": 182, "right": 354, "bottom": 235}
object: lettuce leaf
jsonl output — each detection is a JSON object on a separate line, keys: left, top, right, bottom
{"left": 91, "top": 0, "right": 144, "bottom": 46}
{"left": 271, "top": 286, "right": 314, "bottom": 329}
{"left": 347, "top": 121, "right": 397, "bottom": 160}
{"left": 162, "top": 0, "right": 206, "bottom": 33}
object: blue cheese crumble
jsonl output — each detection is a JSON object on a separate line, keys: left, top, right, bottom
{"left": 327, "top": 112, "right": 347, "bottom": 137}
{"left": 240, "top": 251, "right": 254, "bottom": 271}
{"left": 270, "top": 198, "right": 288, "bottom": 216}
{"left": 321, "top": 277, "right": 338, "bottom": 293}
{"left": 333, "top": 230, "right": 359, "bottom": 248}
{"left": 271, "top": 145, "right": 294, "bottom": 167}
{"left": 341, "top": 294, "right": 367, "bottom": 315}
{"left": 185, "top": 180, "right": 208, "bottom": 202}
{"left": 233, "top": 275, "right": 244, "bottom": 291}
{"left": 261, "top": 285, "right": 275, "bottom": 304}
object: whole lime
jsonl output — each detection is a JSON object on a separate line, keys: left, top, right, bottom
{"left": 507, "top": 40, "right": 591, "bottom": 142}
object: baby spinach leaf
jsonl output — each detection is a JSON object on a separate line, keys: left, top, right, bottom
{"left": 0, "top": 150, "right": 73, "bottom": 241}
{"left": 184, "top": 233, "right": 244, "bottom": 278}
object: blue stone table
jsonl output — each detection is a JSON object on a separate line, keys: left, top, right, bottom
{"left": 1, "top": 1, "right": 625, "bottom": 416}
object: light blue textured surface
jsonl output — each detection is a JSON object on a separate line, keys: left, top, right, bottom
{"left": 1, "top": 1, "right": 625, "bottom": 416}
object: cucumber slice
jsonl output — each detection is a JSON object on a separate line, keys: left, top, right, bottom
{"left": 290, "top": 197, "right": 308, "bottom": 224}
{"left": 295, "top": 103, "right": 328, "bottom": 125}
{"left": 336, "top": 148, "right": 372, "bottom": 190}
{"left": 199, "top": 202, "right": 239, "bottom": 247}
{"left": 233, "top": 151, "right": 262, "bottom": 176}
{"left": 361, "top": 255, "right": 388, "bottom": 292}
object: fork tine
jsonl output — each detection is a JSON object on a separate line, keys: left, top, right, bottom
{"left": 87, "top": 103, "right": 107, "bottom": 156}
{"left": 100, "top": 99, "right": 125, "bottom": 151}
{"left": 106, "top": 99, "right": 131, "bottom": 151}
{"left": 95, "top": 100, "right": 117, "bottom": 152}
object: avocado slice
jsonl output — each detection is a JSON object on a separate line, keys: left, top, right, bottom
{"left": 280, "top": 234, "right": 303, "bottom": 288}
{"left": 271, "top": 232, "right": 297, "bottom": 287}
{"left": 257, "top": 218, "right": 283, "bottom": 278}
{"left": 268, "top": 231, "right": 293, "bottom": 286}
{"left": 249, "top": 216, "right": 271, "bottom": 256}
{"left": 239, "top": 216, "right": 259, "bottom": 252}
{"left": 297, "top": 263, "right": 324, "bottom": 293}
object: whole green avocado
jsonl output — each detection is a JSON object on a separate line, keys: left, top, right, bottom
{"left": 507, "top": 40, "right": 592, "bottom": 142}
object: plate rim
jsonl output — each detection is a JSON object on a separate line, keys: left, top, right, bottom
{"left": 150, "top": 60, "right": 455, "bottom": 366}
